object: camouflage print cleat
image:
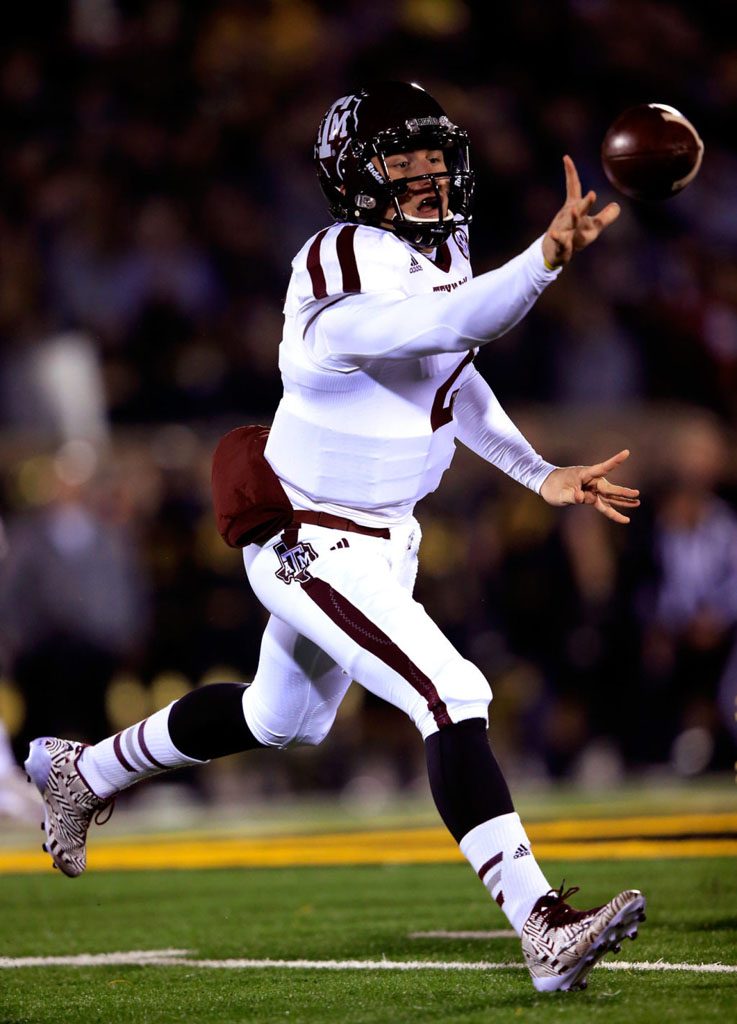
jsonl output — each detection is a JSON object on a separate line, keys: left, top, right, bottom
{"left": 521, "top": 884, "right": 646, "bottom": 992}
{"left": 24, "top": 737, "right": 111, "bottom": 878}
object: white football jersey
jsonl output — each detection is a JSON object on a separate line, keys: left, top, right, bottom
{"left": 266, "top": 223, "right": 559, "bottom": 525}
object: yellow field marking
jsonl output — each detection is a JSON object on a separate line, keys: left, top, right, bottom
{"left": 58, "top": 811, "right": 735, "bottom": 849}
{"left": 527, "top": 812, "right": 737, "bottom": 839}
{"left": 1, "top": 812, "right": 736, "bottom": 873}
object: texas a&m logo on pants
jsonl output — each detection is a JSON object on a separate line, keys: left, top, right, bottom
{"left": 274, "top": 538, "right": 317, "bottom": 585}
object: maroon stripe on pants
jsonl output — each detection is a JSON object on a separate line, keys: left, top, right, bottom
{"left": 302, "top": 576, "right": 452, "bottom": 728}
{"left": 137, "top": 722, "right": 168, "bottom": 770}
{"left": 336, "top": 224, "right": 361, "bottom": 293}
{"left": 113, "top": 732, "right": 136, "bottom": 773}
{"left": 306, "top": 228, "right": 329, "bottom": 299}
{"left": 477, "top": 850, "right": 503, "bottom": 881}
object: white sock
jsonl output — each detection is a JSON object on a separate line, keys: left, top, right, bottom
{"left": 78, "top": 702, "right": 206, "bottom": 799}
{"left": 459, "top": 811, "right": 551, "bottom": 935}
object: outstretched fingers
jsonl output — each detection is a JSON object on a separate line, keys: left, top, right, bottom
{"left": 596, "top": 495, "right": 633, "bottom": 524}
{"left": 579, "top": 190, "right": 597, "bottom": 216}
{"left": 601, "top": 489, "right": 641, "bottom": 506}
{"left": 592, "top": 201, "right": 621, "bottom": 231}
{"left": 563, "top": 154, "right": 582, "bottom": 201}
{"left": 585, "top": 448, "right": 631, "bottom": 481}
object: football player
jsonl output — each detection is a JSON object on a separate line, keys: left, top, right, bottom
{"left": 27, "top": 82, "right": 645, "bottom": 992}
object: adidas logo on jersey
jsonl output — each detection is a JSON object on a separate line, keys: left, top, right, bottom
{"left": 409, "top": 255, "right": 423, "bottom": 274}
{"left": 513, "top": 844, "right": 531, "bottom": 859}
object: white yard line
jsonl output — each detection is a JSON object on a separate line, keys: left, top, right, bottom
{"left": 1, "top": 950, "right": 736, "bottom": 973}
{"left": 0, "top": 949, "right": 189, "bottom": 968}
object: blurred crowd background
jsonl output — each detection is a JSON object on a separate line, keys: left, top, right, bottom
{"left": 1, "top": 0, "right": 736, "bottom": 813}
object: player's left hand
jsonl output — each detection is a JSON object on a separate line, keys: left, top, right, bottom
{"left": 542, "top": 155, "right": 620, "bottom": 269}
{"left": 540, "top": 449, "right": 640, "bottom": 524}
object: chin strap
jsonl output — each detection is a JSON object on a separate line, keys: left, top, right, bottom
{"left": 390, "top": 215, "right": 457, "bottom": 248}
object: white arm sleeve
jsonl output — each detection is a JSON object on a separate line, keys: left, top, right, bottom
{"left": 309, "top": 236, "right": 560, "bottom": 367}
{"left": 453, "top": 367, "right": 556, "bottom": 493}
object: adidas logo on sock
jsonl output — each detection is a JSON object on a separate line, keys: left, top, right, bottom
{"left": 513, "top": 843, "right": 531, "bottom": 859}
{"left": 409, "top": 255, "right": 423, "bottom": 273}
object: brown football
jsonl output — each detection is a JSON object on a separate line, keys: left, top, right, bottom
{"left": 601, "top": 103, "right": 704, "bottom": 200}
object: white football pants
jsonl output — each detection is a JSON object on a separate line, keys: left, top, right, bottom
{"left": 242, "top": 517, "right": 491, "bottom": 747}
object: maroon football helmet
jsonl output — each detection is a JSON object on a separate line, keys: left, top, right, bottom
{"left": 314, "top": 82, "right": 474, "bottom": 248}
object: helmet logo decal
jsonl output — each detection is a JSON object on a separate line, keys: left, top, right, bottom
{"left": 316, "top": 94, "right": 361, "bottom": 176}
{"left": 454, "top": 228, "right": 470, "bottom": 260}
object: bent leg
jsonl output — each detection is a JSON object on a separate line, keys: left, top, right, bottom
{"left": 244, "top": 614, "right": 352, "bottom": 748}
{"left": 244, "top": 527, "right": 491, "bottom": 739}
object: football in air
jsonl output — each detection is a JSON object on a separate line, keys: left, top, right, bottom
{"left": 601, "top": 103, "right": 704, "bottom": 200}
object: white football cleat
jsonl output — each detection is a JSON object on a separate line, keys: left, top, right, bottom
{"left": 521, "top": 884, "right": 646, "bottom": 992}
{"left": 24, "top": 737, "right": 111, "bottom": 878}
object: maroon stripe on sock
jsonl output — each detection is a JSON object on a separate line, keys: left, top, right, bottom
{"left": 477, "top": 851, "right": 503, "bottom": 881}
{"left": 495, "top": 890, "right": 505, "bottom": 907}
{"left": 302, "top": 576, "right": 452, "bottom": 727}
{"left": 306, "top": 229, "right": 329, "bottom": 299}
{"left": 113, "top": 732, "right": 136, "bottom": 773}
{"left": 137, "top": 722, "right": 168, "bottom": 770}
{"left": 336, "top": 224, "right": 361, "bottom": 293}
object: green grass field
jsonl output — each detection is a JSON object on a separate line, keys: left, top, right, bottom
{"left": 2, "top": 855, "right": 735, "bottom": 1024}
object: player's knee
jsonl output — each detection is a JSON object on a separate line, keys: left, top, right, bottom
{"left": 285, "top": 705, "right": 335, "bottom": 747}
{"left": 242, "top": 688, "right": 293, "bottom": 749}
{"left": 242, "top": 686, "right": 338, "bottom": 749}
{"left": 415, "top": 657, "right": 492, "bottom": 739}
{"left": 443, "top": 656, "right": 492, "bottom": 714}
{"left": 290, "top": 722, "right": 331, "bottom": 747}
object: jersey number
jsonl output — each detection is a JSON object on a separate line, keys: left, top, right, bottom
{"left": 430, "top": 351, "right": 474, "bottom": 431}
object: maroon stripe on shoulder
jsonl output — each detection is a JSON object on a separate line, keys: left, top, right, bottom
{"left": 137, "top": 722, "right": 168, "bottom": 770}
{"left": 302, "top": 576, "right": 452, "bottom": 728}
{"left": 306, "top": 228, "right": 329, "bottom": 299}
{"left": 336, "top": 224, "right": 361, "bottom": 293}
{"left": 495, "top": 890, "right": 505, "bottom": 907}
{"left": 113, "top": 732, "right": 136, "bottom": 773}
{"left": 477, "top": 851, "right": 503, "bottom": 881}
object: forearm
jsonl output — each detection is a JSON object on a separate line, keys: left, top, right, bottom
{"left": 454, "top": 371, "right": 556, "bottom": 492}
{"left": 311, "top": 236, "right": 560, "bottom": 365}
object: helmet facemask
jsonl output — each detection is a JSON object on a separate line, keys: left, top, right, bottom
{"left": 365, "top": 126, "right": 473, "bottom": 247}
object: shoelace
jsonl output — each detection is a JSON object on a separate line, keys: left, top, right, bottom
{"left": 537, "top": 881, "right": 589, "bottom": 929}
{"left": 552, "top": 882, "right": 580, "bottom": 903}
{"left": 94, "top": 799, "right": 116, "bottom": 826}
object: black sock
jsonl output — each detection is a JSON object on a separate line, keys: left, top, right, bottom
{"left": 168, "top": 683, "right": 266, "bottom": 760}
{"left": 425, "top": 718, "right": 514, "bottom": 843}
